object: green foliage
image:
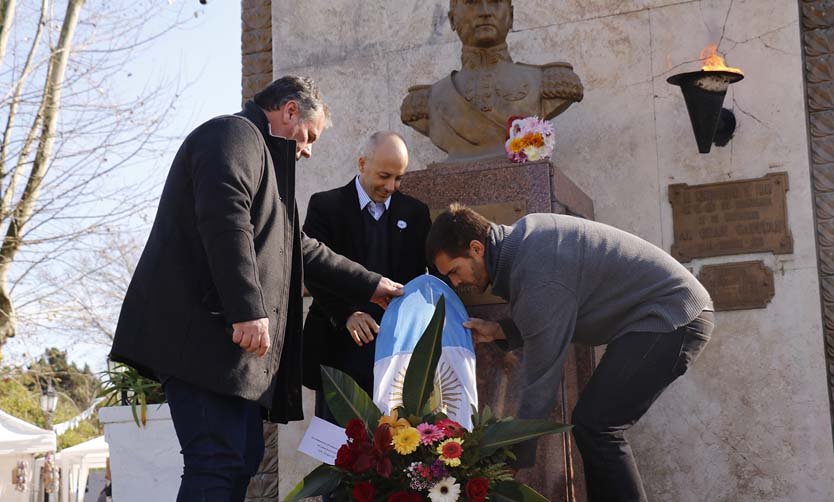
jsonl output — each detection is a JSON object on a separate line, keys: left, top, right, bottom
{"left": 57, "top": 418, "right": 101, "bottom": 450}
{"left": 1, "top": 348, "right": 100, "bottom": 426}
{"left": 491, "top": 480, "right": 550, "bottom": 502}
{"left": 0, "top": 356, "right": 104, "bottom": 448}
{"left": 0, "top": 372, "right": 43, "bottom": 425}
{"left": 401, "top": 295, "right": 445, "bottom": 417}
{"left": 283, "top": 464, "right": 342, "bottom": 502}
{"left": 26, "top": 348, "right": 101, "bottom": 409}
{"left": 477, "top": 420, "right": 573, "bottom": 459}
{"left": 321, "top": 366, "right": 381, "bottom": 435}
{"left": 99, "top": 362, "right": 164, "bottom": 427}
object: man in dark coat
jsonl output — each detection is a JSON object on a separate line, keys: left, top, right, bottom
{"left": 109, "top": 76, "right": 402, "bottom": 502}
{"left": 301, "top": 131, "right": 432, "bottom": 417}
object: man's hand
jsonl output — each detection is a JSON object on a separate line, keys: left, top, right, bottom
{"left": 370, "top": 277, "right": 404, "bottom": 309}
{"left": 346, "top": 311, "right": 379, "bottom": 347}
{"left": 232, "top": 318, "right": 271, "bottom": 357}
{"left": 463, "top": 317, "right": 506, "bottom": 344}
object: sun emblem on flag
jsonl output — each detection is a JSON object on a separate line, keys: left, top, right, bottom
{"left": 388, "top": 358, "right": 463, "bottom": 415}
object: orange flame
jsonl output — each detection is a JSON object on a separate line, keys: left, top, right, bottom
{"left": 700, "top": 44, "right": 744, "bottom": 75}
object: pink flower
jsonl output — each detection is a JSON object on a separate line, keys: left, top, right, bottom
{"left": 416, "top": 423, "right": 445, "bottom": 445}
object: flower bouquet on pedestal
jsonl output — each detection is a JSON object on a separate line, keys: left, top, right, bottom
{"left": 285, "top": 296, "right": 571, "bottom": 502}
{"left": 505, "top": 116, "right": 555, "bottom": 163}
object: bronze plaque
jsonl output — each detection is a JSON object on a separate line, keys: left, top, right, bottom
{"left": 669, "top": 172, "right": 793, "bottom": 262}
{"left": 697, "top": 260, "right": 775, "bottom": 311}
{"left": 430, "top": 200, "right": 527, "bottom": 306}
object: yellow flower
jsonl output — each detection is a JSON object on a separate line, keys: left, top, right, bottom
{"left": 378, "top": 409, "right": 411, "bottom": 433}
{"left": 508, "top": 137, "right": 526, "bottom": 153}
{"left": 392, "top": 427, "right": 421, "bottom": 455}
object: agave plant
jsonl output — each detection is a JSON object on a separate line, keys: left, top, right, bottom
{"left": 98, "top": 361, "right": 165, "bottom": 428}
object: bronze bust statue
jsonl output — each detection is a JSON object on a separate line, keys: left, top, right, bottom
{"left": 401, "top": 0, "right": 583, "bottom": 161}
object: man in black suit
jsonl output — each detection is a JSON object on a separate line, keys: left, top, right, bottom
{"left": 302, "top": 131, "right": 432, "bottom": 418}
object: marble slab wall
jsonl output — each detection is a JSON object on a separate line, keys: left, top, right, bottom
{"left": 268, "top": 1, "right": 834, "bottom": 499}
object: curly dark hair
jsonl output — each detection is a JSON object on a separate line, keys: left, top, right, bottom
{"left": 426, "top": 203, "right": 491, "bottom": 261}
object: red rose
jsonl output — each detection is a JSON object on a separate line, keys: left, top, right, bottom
{"left": 387, "top": 491, "right": 422, "bottom": 502}
{"left": 352, "top": 481, "right": 375, "bottom": 502}
{"left": 335, "top": 444, "right": 355, "bottom": 471}
{"left": 351, "top": 442, "right": 376, "bottom": 474}
{"left": 375, "top": 456, "right": 393, "bottom": 478}
{"left": 465, "top": 478, "right": 490, "bottom": 502}
{"left": 436, "top": 418, "right": 465, "bottom": 438}
{"left": 346, "top": 418, "right": 369, "bottom": 443}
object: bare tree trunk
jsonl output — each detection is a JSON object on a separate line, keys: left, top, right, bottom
{"left": 0, "top": 0, "right": 17, "bottom": 68}
{"left": 1, "top": 0, "right": 50, "bottom": 206}
{"left": 0, "top": 0, "right": 85, "bottom": 347}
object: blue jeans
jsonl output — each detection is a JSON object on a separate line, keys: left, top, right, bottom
{"left": 571, "top": 310, "right": 714, "bottom": 502}
{"left": 162, "top": 377, "right": 264, "bottom": 502}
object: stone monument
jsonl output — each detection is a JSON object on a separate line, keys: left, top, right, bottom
{"left": 398, "top": 1, "right": 595, "bottom": 500}
{"left": 401, "top": 0, "right": 583, "bottom": 161}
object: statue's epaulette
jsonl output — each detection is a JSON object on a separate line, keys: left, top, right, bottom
{"left": 541, "top": 62, "right": 584, "bottom": 102}
{"left": 401, "top": 84, "right": 431, "bottom": 123}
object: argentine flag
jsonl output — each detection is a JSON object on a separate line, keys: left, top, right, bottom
{"left": 373, "top": 275, "right": 478, "bottom": 429}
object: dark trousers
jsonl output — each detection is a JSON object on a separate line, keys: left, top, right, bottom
{"left": 572, "top": 311, "right": 714, "bottom": 502}
{"left": 162, "top": 377, "right": 265, "bottom": 502}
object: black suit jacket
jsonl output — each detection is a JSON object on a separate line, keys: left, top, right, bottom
{"left": 302, "top": 180, "right": 431, "bottom": 391}
{"left": 110, "top": 102, "right": 380, "bottom": 422}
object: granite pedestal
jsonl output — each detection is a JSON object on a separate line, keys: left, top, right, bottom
{"left": 401, "top": 158, "right": 596, "bottom": 502}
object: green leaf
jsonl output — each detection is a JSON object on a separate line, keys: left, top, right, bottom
{"left": 402, "top": 295, "right": 445, "bottom": 417}
{"left": 321, "top": 366, "right": 382, "bottom": 433}
{"left": 490, "top": 481, "right": 549, "bottom": 502}
{"left": 471, "top": 404, "right": 480, "bottom": 428}
{"left": 481, "top": 405, "right": 494, "bottom": 424}
{"left": 478, "top": 419, "right": 572, "bottom": 458}
{"left": 283, "top": 464, "right": 343, "bottom": 502}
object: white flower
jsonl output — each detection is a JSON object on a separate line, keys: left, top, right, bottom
{"left": 428, "top": 476, "right": 461, "bottom": 502}
{"left": 524, "top": 146, "right": 542, "bottom": 161}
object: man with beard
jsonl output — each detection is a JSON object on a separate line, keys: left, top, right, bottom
{"left": 426, "top": 204, "right": 714, "bottom": 502}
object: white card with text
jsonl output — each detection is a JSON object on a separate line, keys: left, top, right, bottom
{"left": 297, "top": 416, "right": 346, "bottom": 465}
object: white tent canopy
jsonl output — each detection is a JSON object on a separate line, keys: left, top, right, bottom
{"left": 56, "top": 435, "right": 109, "bottom": 502}
{"left": 0, "top": 409, "right": 56, "bottom": 502}
{"left": 0, "top": 408, "right": 56, "bottom": 455}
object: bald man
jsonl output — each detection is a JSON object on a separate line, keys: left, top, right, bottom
{"left": 301, "top": 131, "right": 432, "bottom": 422}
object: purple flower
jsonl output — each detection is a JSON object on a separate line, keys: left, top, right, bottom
{"left": 430, "top": 460, "right": 449, "bottom": 479}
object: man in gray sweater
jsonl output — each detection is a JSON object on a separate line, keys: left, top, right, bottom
{"left": 427, "top": 204, "right": 714, "bottom": 502}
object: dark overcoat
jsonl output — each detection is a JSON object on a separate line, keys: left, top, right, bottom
{"left": 110, "top": 102, "right": 380, "bottom": 422}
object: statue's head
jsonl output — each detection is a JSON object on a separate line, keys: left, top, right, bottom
{"left": 448, "top": 0, "right": 513, "bottom": 49}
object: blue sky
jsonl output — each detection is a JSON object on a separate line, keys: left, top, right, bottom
{"left": 4, "top": 0, "right": 243, "bottom": 370}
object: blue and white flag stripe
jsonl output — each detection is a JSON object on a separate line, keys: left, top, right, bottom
{"left": 373, "top": 275, "right": 478, "bottom": 429}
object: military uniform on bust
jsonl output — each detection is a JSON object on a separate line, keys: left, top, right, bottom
{"left": 401, "top": 0, "right": 583, "bottom": 161}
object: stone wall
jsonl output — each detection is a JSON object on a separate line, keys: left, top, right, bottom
{"left": 262, "top": 0, "right": 834, "bottom": 500}
{"left": 241, "top": 0, "right": 273, "bottom": 103}
{"left": 802, "top": 0, "right": 834, "bottom": 448}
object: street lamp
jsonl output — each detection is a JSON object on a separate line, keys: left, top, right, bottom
{"left": 39, "top": 381, "right": 58, "bottom": 430}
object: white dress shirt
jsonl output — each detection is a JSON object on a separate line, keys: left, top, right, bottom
{"left": 355, "top": 176, "right": 391, "bottom": 220}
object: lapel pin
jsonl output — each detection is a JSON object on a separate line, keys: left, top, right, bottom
{"left": 397, "top": 219, "right": 407, "bottom": 230}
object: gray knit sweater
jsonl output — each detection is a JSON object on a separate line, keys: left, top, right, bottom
{"left": 486, "top": 213, "right": 712, "bottom": 421}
